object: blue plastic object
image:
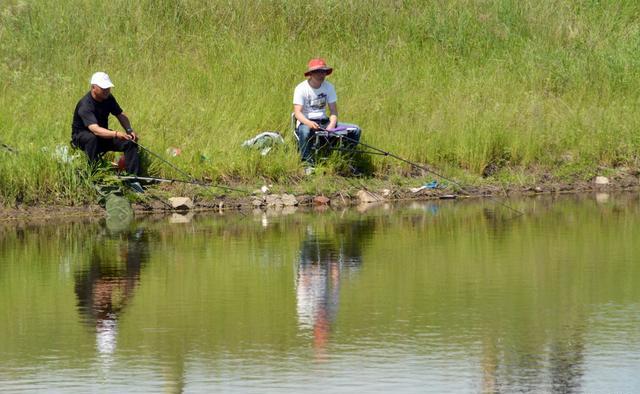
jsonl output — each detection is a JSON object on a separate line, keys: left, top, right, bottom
{"left": 425, "top": 181, "right": 439, "bottom": 189}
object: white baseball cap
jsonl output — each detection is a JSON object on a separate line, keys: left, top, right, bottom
{"left": 90, "top": 72, "right": 114, "bottom": 89}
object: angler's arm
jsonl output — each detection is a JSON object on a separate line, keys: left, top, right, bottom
{"left": 116, "top": 113, "right": 137, "bottom": 141}
{"left": 87, "top": 123, "right": 129, "bottom": 140}
{"left": 294, "top": 104, "right": 320, "bottom": 130}
{"left": 327, "top": 102, "right": 338, "bottom": 130}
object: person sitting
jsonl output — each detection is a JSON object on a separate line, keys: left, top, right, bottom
{"left": 293, "top": 58, "right": 361, "bottom": 165}
{"left": 71, "top": 72, "right": 141, "bottom": 176}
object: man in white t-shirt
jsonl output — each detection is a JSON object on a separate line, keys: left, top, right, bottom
{"left": 293, "top": 58, "right": 361, "bottom": 164}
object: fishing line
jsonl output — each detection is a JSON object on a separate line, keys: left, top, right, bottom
{"left": 130, "top": 140, "right": 250, "bottom": 194}
{"left": 134, "top": 141, "right": 195, "bottom": 181}
{"left": 117, "top": 175, "right": 249, "bottom": 194}
{"left": 117, "top": 175, "right": 254, "bottom": 216}
{"left": 324, "top": 131, "right": 524, "bottom": 216}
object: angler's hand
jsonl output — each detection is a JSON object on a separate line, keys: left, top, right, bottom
{"left": 308, "top": 121, "right": 321, "bottom": 130}
{"left": 130, "top": 131, "right": 138, "bottom": 142}
{"left": 115, "top": 131, "right": 133, "bottom": 141}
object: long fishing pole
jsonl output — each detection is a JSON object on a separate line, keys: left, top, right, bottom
{"left": 131, "top": 140, "right": 249, "bottom": 194}
{"left": 134, "top": 141, "right": 195, "bottom": 181}
{"left": 117, "top": 175, "right": 248, "bottom": 194}
{"left": 329, "top": 131, "right": 524, "bottom": 216}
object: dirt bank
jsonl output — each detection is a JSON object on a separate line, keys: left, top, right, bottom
{"left": 1, "top": 173, "right": 638, "bottom": 223}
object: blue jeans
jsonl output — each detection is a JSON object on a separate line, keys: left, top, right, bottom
{"left": 295, "top": 121, "right": 361, "bottom": 163}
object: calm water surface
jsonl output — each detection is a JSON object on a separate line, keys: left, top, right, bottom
{"left": 1, "top": 194, "right": 639, "bottom": 393}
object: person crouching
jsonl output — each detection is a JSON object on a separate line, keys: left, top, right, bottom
{"left": 71, "top": 72, "right": 141, "bottom": 176}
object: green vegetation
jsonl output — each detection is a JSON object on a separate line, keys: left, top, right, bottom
{"left": 2, "top": 0, "right": 640, "bottom": 205}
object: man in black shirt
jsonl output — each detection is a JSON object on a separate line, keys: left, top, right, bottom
{"left": 71, "top": 72, "right": 141, "bottom": 175}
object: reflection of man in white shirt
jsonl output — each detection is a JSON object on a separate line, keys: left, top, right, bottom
{"left": 295, "top": 253, "right": 341, "bottom": 360}
{"left": 293, "top": 58, "right": 361, "bottom": 164}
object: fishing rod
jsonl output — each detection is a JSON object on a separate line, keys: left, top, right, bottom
{"left": 323, "top": 129, "right": 524, "bottom": 216}
{"left": 116, "top": 175, "right": 249, "bottom": 194}
{"left": 116, "top": 174, "right": 250, "bottom": 215}
{"left": 134, "top": 141, "right": 195, "bottom": 181}
{"left": 130, "top": 140, "right": 250, "bottom": 194}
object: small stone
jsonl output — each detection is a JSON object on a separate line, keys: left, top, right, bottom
{"left": 168, "top": 197, "right": 194, "bottom": 210}
{"left": 594, "top": 176, "right": 609, "bottom": 185}
{"left": 251, "top": 198, "right": 263, "bottom": 207}
{"left": 265, "top": 194, "right": 283, "bottom": 207}
{"left": 357, "top": 189, "right": 383, "bottom": 203}
{"left": 381, "top": 189, "right": 391, "bottom": 197}
{"left": 313, "top": 195, "right": 330, "bottom": 205}
{"left": 281, "top": 193, "right": 298, "bottom": 206}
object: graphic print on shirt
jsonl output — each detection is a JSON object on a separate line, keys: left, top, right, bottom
{"left": 309, "top": 93, "right": 327, "bottom": 111}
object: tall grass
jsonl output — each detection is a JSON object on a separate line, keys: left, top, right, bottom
{"left": 1, "top": 0, "right": 640, "bottom": 204}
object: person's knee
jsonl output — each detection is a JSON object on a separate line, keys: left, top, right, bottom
{"left": 297, "top": 125, "right": 311, "bottom": 139}
{"left": 296, "top": 125, "right": 313, "bottom": 147}
{"left": 78, "top": 134, "right": 101, "bottom": 159}
{"left": 81, "top": 133, "right": 99, "bottom": 148}
{"left": 346, "top": 125, "right": 361, "bottom": 141}
{"left": 123, "top": 141, "right": 138, "bottom": 152}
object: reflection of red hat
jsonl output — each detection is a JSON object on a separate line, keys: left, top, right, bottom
{"left": 304, "top": 58, "right": 333, "bottom": 76}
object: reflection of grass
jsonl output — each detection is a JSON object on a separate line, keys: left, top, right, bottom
{"left": 0, "top": 196, "right": 639, "bottom": 375}
{"left": 2, "top": 1, "right": 640, "bottom": 204}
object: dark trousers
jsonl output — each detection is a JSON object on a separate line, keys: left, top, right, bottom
{"left": 72, "top": 131, "right": 141, "bottom": 175}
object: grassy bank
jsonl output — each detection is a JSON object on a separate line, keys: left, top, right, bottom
{"left": 1, "top": 0, "right": 640, "bottom": 205}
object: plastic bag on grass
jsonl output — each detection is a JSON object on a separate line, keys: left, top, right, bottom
{"left": 242, "top": 131, "right": 284, "bottom": 156}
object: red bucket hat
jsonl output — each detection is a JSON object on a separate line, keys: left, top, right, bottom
{"left": 304, "top": 58, "right": 333, "bottom": 76}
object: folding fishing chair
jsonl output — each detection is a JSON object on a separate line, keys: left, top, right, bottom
{"left": 291, "top": 113, "right": 355, "bottom": 160}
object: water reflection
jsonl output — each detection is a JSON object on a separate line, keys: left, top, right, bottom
{"left": 2, "top": 195, "right": 640, "bottom": 392}
{"left": 295, "top": 216, "right": 375, "bottom": 359}
{"left": 74, "top": 227, "right": 149, "bottom": 358}
{"left": 549, "top": 320, "right": 585, "bottom": 393}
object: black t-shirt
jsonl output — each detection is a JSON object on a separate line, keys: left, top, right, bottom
{"left": 71, "top": 92, "right": 123, "bottom": 135}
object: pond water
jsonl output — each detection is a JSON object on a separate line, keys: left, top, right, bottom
{"left": 1, "top": 193, "right": 639, "bottom": 393}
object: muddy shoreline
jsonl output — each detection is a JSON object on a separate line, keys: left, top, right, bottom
{"left": 1, "top": 175, "right": 637, "bottom": 224}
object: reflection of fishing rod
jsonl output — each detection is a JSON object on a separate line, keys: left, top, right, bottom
{"left": 324, "top": 128, "right": 523, "bottom": 216}
{"left": 131, "top": 140, "right": 249, "bottom": 194}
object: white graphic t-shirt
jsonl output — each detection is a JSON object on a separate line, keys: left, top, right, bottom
{"left": 293, "top": 80, "right": 338, "bottom": 121}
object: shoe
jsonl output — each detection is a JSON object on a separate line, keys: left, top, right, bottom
{"left": 127, "top": 181, "right": 145, "bottom": 193}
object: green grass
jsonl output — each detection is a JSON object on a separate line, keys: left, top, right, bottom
{"left": 1, "top": 0, "right": 640, "bottom": 204}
